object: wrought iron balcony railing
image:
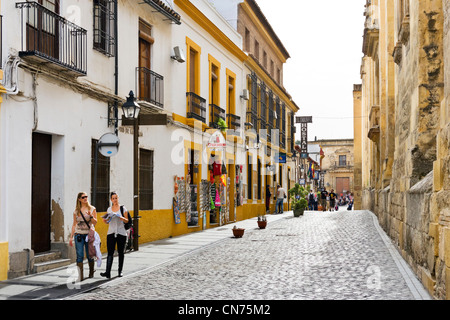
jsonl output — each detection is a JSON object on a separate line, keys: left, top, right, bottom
{"left": 136, "top": 67, "right": 164, "bottom": 108}
{"left": 16, "top": 2, "right": 87, "bottom": 76}
{"left": 186, "top": 92, "right": 206, "bottom": 123}
{"left": 209, "top": 104, "right": 225, "bottom": 128}
{"left": 227, "top": 114, "right": 241, "bottom": 132}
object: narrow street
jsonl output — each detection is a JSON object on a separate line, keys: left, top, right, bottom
{"left": 69, "top": 210, "right": 430, "bottom": 301}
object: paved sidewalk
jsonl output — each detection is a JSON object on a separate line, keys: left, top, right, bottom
{"left": 0, "top": 212, "right": 290, "bottom": 300}
{"left": 71, "top": 210, "right": 432, "bottom": 300}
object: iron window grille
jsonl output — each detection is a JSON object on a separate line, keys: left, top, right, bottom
{"left": 280, "top": 103, "right": 286, "bottom": 149}
{"left": 139, "top": 149, "right": 154, "bottom": 210}
{"left": 267, "top": 90, "right": 274, "bottom": 143}
{"left": 247, "top": 73, "right": 258, "bottom": 129}
{"left": 258, "top": 82, "right": 267, "bottom": 132}
{"left": 91, "top": 139, "right": 110, "bottom": 212}
{"left": 93, "top": 0, "right": 116, "bottom": 57}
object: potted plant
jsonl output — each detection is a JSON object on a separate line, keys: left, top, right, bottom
{"left": 289, "top": 183, "right": 308, "bottom": 217}
{"left": 217, "top": 118, "right": 228, "bottom": 133}
{"left": 232, "top": 225, "right": 245, "bottom": 238}
{"left": 257, "top": 214, "right": 267, "bottom": 229}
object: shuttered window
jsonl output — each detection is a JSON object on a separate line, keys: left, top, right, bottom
{"left": 139, "top": 149, "right": 154, "bottom": 210}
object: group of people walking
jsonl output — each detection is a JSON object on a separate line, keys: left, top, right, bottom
{"left": 69, "top": 191, "right": 129, "bottom": 282}
{"left": 308, "top": 188, "right": 353, "bottom": 212}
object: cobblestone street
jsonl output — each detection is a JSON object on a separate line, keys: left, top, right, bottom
{"left": 71, "top": 210, "right": 430, "bottom": 300}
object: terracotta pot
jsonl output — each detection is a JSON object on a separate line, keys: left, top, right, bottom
{"left": 232, "top": 228, "right": 245, "bottom": 238}
{"left": 257, "top": 220, "right": 267, "bottom": 229}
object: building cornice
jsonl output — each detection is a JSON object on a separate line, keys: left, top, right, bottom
{"left": 240, "top": 0, "right": 289, "bottom": 63}
{"left": 174, "top": 0, "right": 247, "bottom": 62}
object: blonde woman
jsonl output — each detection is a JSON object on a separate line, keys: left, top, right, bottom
{"left": 100, "top": 192, "right": 129, "bottom": 279}
{"left": 69, "top": 192, "right": 97, "bottom": 281}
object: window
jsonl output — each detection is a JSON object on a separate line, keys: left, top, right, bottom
{"left": 339, "top": 155, "right": 347, "bottom": 167}
{"left": 254, "top": 39, "right": 259, "bottom": 60}
{"left": 263, "top": 51, "right": 267, "bottom": 68}
{"left": 93, "top": 0, "right": 116, "bottom": 57}
{"left": 186, "top": 37, "right": 201, "bottom": 94}
{"left": 244, "top": 28, "right": 250, "bottom": 51}
{"left": 91, "top": 139, "right": 110, "bottom": 212}
{"left": 139, "top": 149, "right": 154, "bottom": 210}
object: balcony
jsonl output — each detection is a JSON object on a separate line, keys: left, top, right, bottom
{"left": 209, "top": 104, "right": 225, "bottom": 128}
{"left": 186, "top": 92, "right": 206, "bottom": 123}
{"left": 368, "top": 105, "right": 380, "bottom": 142}
{"left": 136, "top": 67, "right": 164, "bottom": 109}
{"left": 331, "top": 161, "right": 354, "bottom": 171}
{"left": 16, "top": 2, "right": 87, "bottom": 76}
{"left": 227, "top": 114, "right": 241, "bottom": 135}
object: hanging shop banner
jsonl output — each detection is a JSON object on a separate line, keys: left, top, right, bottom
{"left": 207, "top": 130, "right": 226, "bottom": 150}
{"left": 300, "top": 123, "right": 308, "bottom": 157}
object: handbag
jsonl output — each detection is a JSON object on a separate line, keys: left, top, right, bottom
{"left": 80, "top": 211, "right": 96, "bottom": 259}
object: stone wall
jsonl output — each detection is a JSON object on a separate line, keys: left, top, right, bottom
{"left": 358, "top": 0, "right": 450, "bottom": 299}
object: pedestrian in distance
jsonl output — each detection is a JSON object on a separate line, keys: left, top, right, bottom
{"left": 265, "top": 185, "right": 271, "bottom": 214}
{"left": 320, "top": 188, "right": 328, "bottom": 211}
{"left": 308, "top": 189, "right": 315, "bottom": 211}
{"left": 101, "top": 192, "right": 129, "bottom": 279}
{"left": 329, "top": 189, "right": 337, "bottom": 212}
{"left": 275, "top": 184, "right": 286, "bottom": 214}
{"left": 69, "top": 192, "right": 97, "bottom": 282}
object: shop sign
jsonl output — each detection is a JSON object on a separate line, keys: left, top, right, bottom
{"left": 207, "top": 130, "right": 226, "bottom": 150}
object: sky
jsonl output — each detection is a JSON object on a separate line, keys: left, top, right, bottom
{"left": 256, "top": 0, "right": 366, "bottom": 142}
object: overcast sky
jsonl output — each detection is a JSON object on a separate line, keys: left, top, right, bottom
{"left": 256, "top": 0, "right": 366, "bottom": 142}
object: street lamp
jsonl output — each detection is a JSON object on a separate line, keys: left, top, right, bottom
{"left": 122, "top": 91, "right": 140, "bottom": 251}
{"left": 121, "top": 91, "right": 140, "bottom": 119}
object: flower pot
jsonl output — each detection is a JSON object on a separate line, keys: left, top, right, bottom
{"left": 293, "top": 208, "right": 304, "bottom": 217}
{"left": 257, "top": 220, "right": 267, "bottom": 229}
{"left": 232, "top": 228, "right": 245, "bottom": 238}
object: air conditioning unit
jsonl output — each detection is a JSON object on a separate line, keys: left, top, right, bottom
{"left": 171, "top": 46, "right": 185, "bottom": 63}
{"left": 240, "top": 89, "right": 249, "bottom": 100}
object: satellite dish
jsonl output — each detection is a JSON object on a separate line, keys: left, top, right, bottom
{"left": 98, "top": 133, "right": 120, "bottom": 157}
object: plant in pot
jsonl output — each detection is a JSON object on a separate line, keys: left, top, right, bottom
{"left": 257, "top": 214, "right": 267, "bottom": 229}
{"left": 217, "top": 118, "right": 228, "bottom": 133}
{"left": 289, "top": 183, "right": 308, "bottom": 217}
{"left": 232, "top": 225, "right": 245, "bottom": 238}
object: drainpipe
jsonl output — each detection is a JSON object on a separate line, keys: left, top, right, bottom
{"left": 114, "top": 0, "right": 119, "bottom": 135}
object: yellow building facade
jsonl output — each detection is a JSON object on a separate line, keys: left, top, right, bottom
{"left": 355, "top": 0, "right": 450, "bottom": 299}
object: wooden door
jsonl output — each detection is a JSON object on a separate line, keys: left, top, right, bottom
{"left": 27, "top": 0, "right": 59, "bottom": 59}
{"left": 32, "top": 133, "right": 52, "bottom": 253}
{"left": 336, "top": 177, "right": 350, "bottom": 196}
{"left": 139, "top": 38, "right": 151, "bottom": 100}
{"left": 139, "top": 20, "right": 153, "bottom": 101}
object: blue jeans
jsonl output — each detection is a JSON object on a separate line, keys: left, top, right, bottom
{"left": 74, "top": 233, "right": 93, "bottom": 263}
{"left": 275, "top": 199, "right": 284, "bottom": 213}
